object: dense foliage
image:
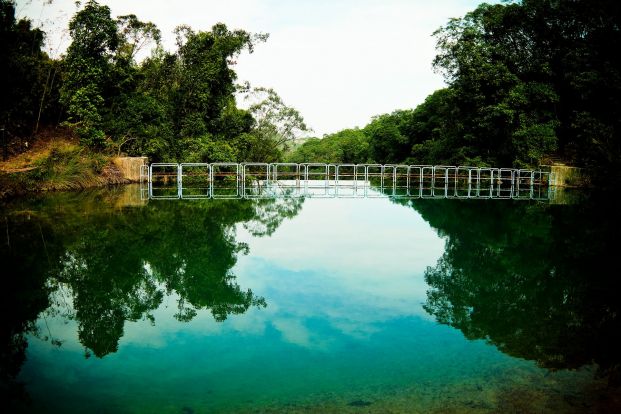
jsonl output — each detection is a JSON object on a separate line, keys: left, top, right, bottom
{"left": 1, "top": 0, "right": 307, "bottom": 162}
{"left": 1, "top": 0, "right": 62, "bottom": 138}
{"left": 289, "top": 0, "right": 621, "bottom": 178}
{"left": 430, "top": 0, "right": 621, "bottom": 172}
{"left": 287, "top": 128, "right": 370, "bottom": 164}
{"left": 2, "top": 0, "right": 620, "bottom": 178}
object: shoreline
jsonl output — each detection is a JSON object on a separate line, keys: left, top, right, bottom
{"left": 0, "top": 156, "right": 132, "bottom": 200}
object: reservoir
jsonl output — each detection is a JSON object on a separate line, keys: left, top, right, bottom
{"left": 2, "top": 186, "right": 619, "bottom": 413}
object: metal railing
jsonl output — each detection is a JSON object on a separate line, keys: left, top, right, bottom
{"left": 144, "top": 163, "right": 555, "bottom": 200}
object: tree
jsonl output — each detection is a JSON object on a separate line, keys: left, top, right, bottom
{"left": 432, "top": 0, "right": 621, "bottom": 172}
{"left": 173, "top": 25, "right": 266, "bottom": 140}
{"left": 0, "top": 0, "right": 52, "bottom": 140}
{"left": 60, "top": 0, "right": 119, "bottom": 147}
{"left": 126, "top": 23, "right": 269, "bottom": 161}
{"left": 115, "top": 14, "right": 161, "bottom": 63}
{"left": 104, "top": 14, "right": 163, "bottom": 157}
{"left": 365, "top": 110, "right": 414, "bottom": 164}
{"left": 431, "top": 3, "right": 557, "bottom": 167}
{"left": 286, "top": 128, "right": 369, "bottom": 164}
{"left": 241, "top": 87, "right": 310, "bottom": 161}
{"left": 406, "top": 88, "right": 461, "bottom": 165}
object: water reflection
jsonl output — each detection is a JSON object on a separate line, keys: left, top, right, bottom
{"left": 232, "top": 197, "right": 444, "bottom": 345}
{"left": 1, "top": 211, "right": 56, "bottom": 404}
{"left": 1, "top": 190, "right": 302, "bottom": 399}
{"left": 404, "top": 195, "right": 621, "bottom": 383}
{"left": 2, "top": 187, "right": 620, "bottom": 412}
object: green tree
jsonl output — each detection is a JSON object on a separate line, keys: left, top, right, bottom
{"left": 114, "top": 45, "right": 176, "bottom": 159}
{"left": 287, "top": 128, "right": 369, "bottom": 164}
{"left": 432, "top": 3, "right": 558, "bottom": 167}
{"left": 241, "top": 87, "right": 310, "bottom": 161}
{"left": 115, "top": 14, "right": 161, "bottom": 63}
{"left": 60, "top": 0, "right": 119, "bottom": 147}
{"left": 432, "top": 0, "right": 621, "bottom": 172}
{"left": 365, "top": 110, "right": 414, "bottom": 164}
{"left": 165, "top": 25, "right": 266, "bottom": 160}
{"left": 104, "top": 14, "right": 164, "bottom": 157}
{"left": 124, "top": 24, "right": 269, "bottom": 162}
{"left": 406, "top": 88, "right": 460, "bottom": 165}
{"left": 0, "top": 0, "right": 54, "bottom": 141}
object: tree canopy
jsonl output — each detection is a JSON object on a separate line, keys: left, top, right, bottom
{"left": 1, "top": 0, "right": 60, "bottom": 139}
{"left": 2, "top": 0, "right": 620, "bottom": 182}
{"left": 1, "top": 0, "right": 307, "bottom": 163}
{"left": 287, "top": 0, "right": 621, "bottom": 181}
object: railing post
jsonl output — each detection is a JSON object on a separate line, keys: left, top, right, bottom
{"left": 177, "top": 164, "right": 182, "bottom": 199}
{"left": 141, "top": 162, "right": 554, "bottom": 201}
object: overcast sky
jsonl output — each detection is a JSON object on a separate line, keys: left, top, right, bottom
{"left": 17, "top": 0, "right": 486, "bottom": 136}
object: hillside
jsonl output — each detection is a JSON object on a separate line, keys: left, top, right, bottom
{"left": 0, "top": 129, "right": 127, "bottom": 199}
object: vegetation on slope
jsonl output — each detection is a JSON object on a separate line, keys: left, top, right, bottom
{"left": 2, "top": 0, "right": 621, "bottom": 194}
{"left": 0, "top": 131, "right": 125, "bottom": 198}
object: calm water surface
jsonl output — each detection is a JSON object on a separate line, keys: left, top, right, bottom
{"left": 1, "top": 186, "right": 620, "bottom": 413}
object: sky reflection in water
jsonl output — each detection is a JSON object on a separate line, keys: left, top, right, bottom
{"left": 3, "top": 188, "right": 619, "bottom": 413}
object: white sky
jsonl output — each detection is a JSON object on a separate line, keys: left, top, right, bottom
{"left": 17, "top": 0, "right": 486, "bottom": 136}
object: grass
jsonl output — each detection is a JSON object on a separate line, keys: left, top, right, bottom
{"left": 0, "top": 136, "right": 128, "bottom": 199}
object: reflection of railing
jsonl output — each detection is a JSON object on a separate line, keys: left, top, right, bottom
{"left": 142, "top": 163, "right": 555, "bottom": 200}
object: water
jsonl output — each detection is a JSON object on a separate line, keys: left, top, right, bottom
{"left": 1, "top": 186, "right": 620, "bottom": 413}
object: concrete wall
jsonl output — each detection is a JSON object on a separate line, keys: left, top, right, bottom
{"left": 112, "top": 157, "right": 147, "bottom": 182}
{"left": 549, "top": 165, "right": 590, "bottom": 187}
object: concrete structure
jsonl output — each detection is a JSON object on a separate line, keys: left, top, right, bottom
{"left": 548, "top": 165, "right": 590, "bottom": 187}
{"left": 113, "top": 157, "right": 148, "bottom": 182}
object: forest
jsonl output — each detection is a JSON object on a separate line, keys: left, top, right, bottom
{"left": 1, "top": 0, "right": 308, "bottom": 164}
{"left": 1, "top": 0, "right": 620, "bottom": 182}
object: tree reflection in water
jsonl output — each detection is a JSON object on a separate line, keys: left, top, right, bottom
{"left": 3, "top": 188, "right": 620, "bottom": 410}
{"left": 0, "top": 190, "right": 303, "bottom": 396}
{"left": 408, "top": 194, "right": 621, "bottom": 383}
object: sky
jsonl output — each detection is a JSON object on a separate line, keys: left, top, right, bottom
{"left": 17, "top": 0, "right": 485, "bottom": 136}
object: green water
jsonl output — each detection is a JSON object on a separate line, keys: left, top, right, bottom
{"left": 1, "top": 186, "right": 620, "bottom": 413}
